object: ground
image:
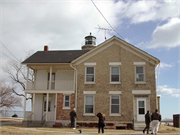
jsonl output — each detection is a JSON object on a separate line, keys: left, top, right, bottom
{"left": 0, "top": 118, "right": 179, "bottom": 135}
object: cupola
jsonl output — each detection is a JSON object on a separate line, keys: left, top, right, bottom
{"left": 81, "top": 33, "right": 96, "bottom": 50}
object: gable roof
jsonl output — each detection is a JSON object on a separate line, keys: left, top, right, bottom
{"left": 72, "top": 36, "right": 160, "bottom": 66}
{"left": 22, "top": 50, "right": 89, "bottom": 64}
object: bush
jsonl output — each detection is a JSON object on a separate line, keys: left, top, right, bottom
{"left": 12, "top": 114, "right": 18, "bottom": 117}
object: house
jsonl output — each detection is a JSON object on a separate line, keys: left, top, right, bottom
{"left": 22, "top": 33, "right": 160, "bottom": 130}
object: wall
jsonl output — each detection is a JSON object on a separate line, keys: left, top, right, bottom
{"left": 75, "top": 42, "right": 157, "bottom": 125}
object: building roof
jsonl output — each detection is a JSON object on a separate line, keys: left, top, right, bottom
{"left": 22, "top": 50, "right": 89, "bottom": 64}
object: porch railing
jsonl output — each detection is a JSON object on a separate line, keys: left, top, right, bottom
{"left": 27, "top": 80, "right": 74, "bottom": 90}
{"left": 27, "top": 112, "right": 34, "bottom": 126}
{"left": 41, "top": 113, "right": 46, "bottom": 126}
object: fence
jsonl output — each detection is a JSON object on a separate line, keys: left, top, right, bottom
{"left": 0, "top": 110, "right": 23, "bottom": 118}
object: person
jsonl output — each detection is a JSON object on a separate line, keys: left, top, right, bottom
{"left": 151, "top": 109, "right": 161, "bottom": 135}
{"left": 70, "top": 108, "right": 77, "bottom": 129}
{"left": 97, "top": 112, "right": 106, "bottom": 133}
{"left": 143, "top": 110, "right": 151, "bottom": 134}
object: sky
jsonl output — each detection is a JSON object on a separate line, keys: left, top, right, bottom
{"left": 0, "top": 0, "right": 179, "bottom": 119}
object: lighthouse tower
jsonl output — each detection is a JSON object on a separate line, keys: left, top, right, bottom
{"left": 81, "top": 33, "right": 96, "bottom": 50}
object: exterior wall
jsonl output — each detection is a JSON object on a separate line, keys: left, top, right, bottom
{"left": 55, "top": 93, "right": 75, "bottom": 127}
{"left": 55, "top": 70, "right": 74, "bottom": 90}
{"left": 76, "top": 43, "right": 157, "bottom": 127}
{"left": 35, "top": 69, "right": 74, "bottom": 90}
{"left": 34, "top": 94, "right": 43, "bottom": 121}
{"left": 35, "top": 70, "right": 48, "bottom": 89}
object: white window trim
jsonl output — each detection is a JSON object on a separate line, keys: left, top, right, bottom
{"left": 109, "top": 62, "right": 121, "bottom": 66}
{"left": 137, "top": 98, "right": 146, "bottom": 116}
{"left": 83, "top": 95, "right": 95, "bottom": 116}
{"left": 84, "top": 62, "right": 96, "bottom": 66}
{"left": 134, "top": 62, "right": 146, "bottom": 65}
{"left": 132, "top": 90, "right": 151, "bottom": 94}
{"left": 110, "top": 66, "right": 121, "bottom": 84}
{"left": 109, "top": 91, "right": 122, "bottom": 95}
{"left": 135, "top": 66, "right": 146, "bottom": 84}
{"left": 83, "top": 91, "right": 96, "bottom": 94}
{"left": 85, "top": 66, "right": 95, "bottom": 84}
{"left": 63, "top": 95, "right": 70, "bottom": 109}
{"left": 110, "top": 95, "right": 121, "bottom": 116}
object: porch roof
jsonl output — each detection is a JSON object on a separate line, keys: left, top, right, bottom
{"left": 22, "top": 50, "right": 89, "bottom": 64}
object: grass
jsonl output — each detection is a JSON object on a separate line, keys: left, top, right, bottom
{"left": 0, "top": 118, "right": 180, "bottom": 135}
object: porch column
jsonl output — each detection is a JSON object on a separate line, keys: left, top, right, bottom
{"left": 26, "top": 67, "right": 29, "bottom": 89}
{"left": 23, "top": 93, "right": 27, "bottom": 119}
{"left": 32, "top": 93, "right": 35, "bottom": 121}
{"left": 49, "top": 66, "right": 52, "bottom": 90}
{"left": 54, "top": 93, "right": 57, "bottom": 121}
{"left": 33, "top": 70, "right": 37, "bottom": 89}
{"left": 46, "top": 93, "right": 49, "bottom": 121}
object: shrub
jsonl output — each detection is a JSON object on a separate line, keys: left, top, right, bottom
{"left": 12, "top": 114, "right": 18, "bottom": 117}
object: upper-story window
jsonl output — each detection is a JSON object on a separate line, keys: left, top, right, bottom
{"left": 111, "top": 66, "right": 120, "bottom": 82}
{"left": 47, "top": 73, "right": 55, "bottom": 89}
{"left": 86, "top": 67, "right": 94, "bottom": 82}
{"left": 84, "top": 63, "right": 96, "bottom": 84}
{"left": 109, "top": 62, "right": 121, "bottom": 84}
{"left": 134, "top": 62, "right": 146, "bottom": 84}
{"left": 135, "top": 66, "right": 145, "bottom": 82}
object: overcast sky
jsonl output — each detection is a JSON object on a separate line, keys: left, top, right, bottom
{"left": 0, "top": 0, "right": 179, "bottom": 119}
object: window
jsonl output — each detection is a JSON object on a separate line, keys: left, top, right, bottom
{"left": 86, "top": 67, "right": 95, "bottom": 83}
{"left": 64, "top": 95, "right": 70, "bottom": 108}
{"left": 44, "top": 101, "right": 51, "bottom": 112}
{"left": 47, "top": 73, "right": 55, "bottom": 89}
{"left": 111, "top": 66, "right": 120, "bottom": 82}
{"left": 135, "top": 66, "right": 145, "bottom": 82}
{"left": 111, "top": 95, "right": 120, "bottom": 114}
{"left": 85, "top": 95, "right": 94, "bottom": 114}
{"left": 138, "top": 100, "right": 145, "bottom": 114}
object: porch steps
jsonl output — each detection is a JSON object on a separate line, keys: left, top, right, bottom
{"left": 28, "top": 121, "right": 44, "bottom": 127}
{"left": 134, "top": 122, "right": 146, "bottom": 131}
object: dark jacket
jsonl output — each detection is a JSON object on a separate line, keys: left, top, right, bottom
{"left": 70, "top": 110, "right": 77, "bottom": 121}
{"left": 97, "top": 113, "right": 105, "bottom": 126}
{"left": 145, "top": 112, "right": 151, "bottom": 124}
{"left": 151, "top": 112, "right": 161, "bottom": 121}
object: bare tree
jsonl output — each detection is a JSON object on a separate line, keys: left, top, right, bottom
{"left": 3, "top": 51, "right": 34, "bottom": 100}
{"left": 0, "top": 80, "right": 22, "bottom": 109}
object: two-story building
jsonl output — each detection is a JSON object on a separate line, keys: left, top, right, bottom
{"left": 22, "top": 33, "right": 160, "bottom": 129}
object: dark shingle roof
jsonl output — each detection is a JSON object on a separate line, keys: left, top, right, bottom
{"left": 22, "top": 50, "right": 89, "bottom": 64}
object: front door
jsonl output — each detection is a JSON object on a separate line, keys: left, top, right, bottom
{"left": 137, "top": 99, "right": 146, "bottom": 121}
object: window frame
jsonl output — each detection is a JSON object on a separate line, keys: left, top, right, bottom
{"left": 135, "top": 66, "right": 145, "bottom": 83}
{"left": 110, "top": 66, "right": 120, "bottom": 84}
{"left": 85, "top": 66, "right": 95, "bottom": 84}
{"left": 84, "top": 95, "right": 95, "bottom": 116}
{"left": 63, "top": 95, "right": 70, "bottom": 109}
{"left": 110, "top": 95, "right": 121, "bottom": 116}
{"left": 44, "top": 101, "right": 51, "bottom": 112}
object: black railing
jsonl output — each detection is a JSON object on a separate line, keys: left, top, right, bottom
{"left": 41, "top": 113, "right": 46, "bottom": 126}
{"left": 27, "top": 113, "right": 33, "bottom": 126}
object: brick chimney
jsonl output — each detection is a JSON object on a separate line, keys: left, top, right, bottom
{"left": 44, "top": 45, "right": 49, "bottom": 51}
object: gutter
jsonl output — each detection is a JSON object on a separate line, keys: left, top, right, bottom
{"left": 70, "top": 63, "right": 77, "bottom": 127}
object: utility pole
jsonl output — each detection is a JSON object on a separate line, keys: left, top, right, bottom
{"left": 95, "top": 25, "right": 112, "bottom": 40}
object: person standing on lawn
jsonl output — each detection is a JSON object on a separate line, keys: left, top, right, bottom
{"left": 151, "top": 109, "right": 161, "bottom": 135}
{"left": 70, "top": 108, "right": 77, "bottom": 129}
{"left": 143, "top": 110, "right": 151, "bottom": 134}
{"left": 97, "top": 112, "right": 106, "bottom": 133}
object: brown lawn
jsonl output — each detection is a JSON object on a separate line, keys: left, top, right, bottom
{"left": 0, "top": 118, "right": 179, "bottom": 135}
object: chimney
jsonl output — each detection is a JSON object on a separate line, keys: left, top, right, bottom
{"left": 44, "top": 45, "right": 49, "bottom": 51}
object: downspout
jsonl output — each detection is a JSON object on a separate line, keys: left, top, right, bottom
{"left": 156, "top": 63, "right": 160, "bottom": 110}
{"left": 70, "top": 63, "right": 77, "bottom": 127}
